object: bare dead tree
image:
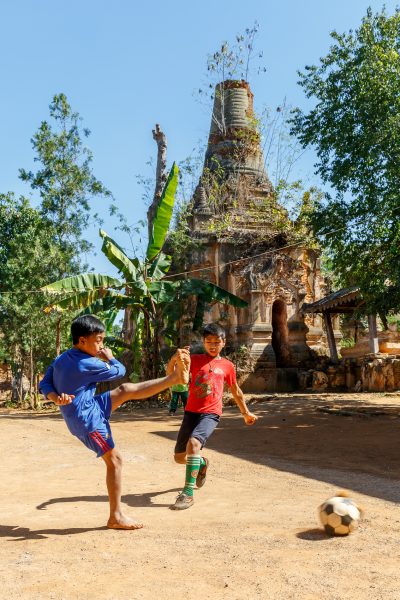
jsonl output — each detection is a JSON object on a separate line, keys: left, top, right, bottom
{"left": 147, "top": 124, "right": 168, "bottom": 241}
{"left": 121, "top": 125, "right": 168, "bottom": 383}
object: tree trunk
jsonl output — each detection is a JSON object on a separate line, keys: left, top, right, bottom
{"left": 18, "top": 358, "right": 25, "bottom": 405}
{"left": 35, "top": 373, "right": 41, "bottom": 409}
{"left": 56, "top": 317, "right": 61, "bottom": 356}
{"left": 29, "top": 335, "right": 34, "bottom": 409}
{"left": 379, "top": 312, "right": 388, "bottom": 331}
{"left": 122, "top": 305, "right": 135, "bottom": 346}
{"left": 323, "top": 312, "right": 338, "bottom": 363}
{"left": 135, "top": 125, "right": 168, "bottom": 388}
{"left": 147, "top": 124, "right": 167, "bottom": 241}
{"left": 141, "top": 312, "right": 153, "bottom": 381}
{"left": 368, "top": 314, "right": 379, "bottom": 354}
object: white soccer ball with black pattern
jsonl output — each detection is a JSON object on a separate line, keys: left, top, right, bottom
{"left": 318, "top": 493, "right": 361, "bottom": 536}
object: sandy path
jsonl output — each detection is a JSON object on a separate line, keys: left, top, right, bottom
{"left": 1, "top": 393, "right": 400, "bottom": 599}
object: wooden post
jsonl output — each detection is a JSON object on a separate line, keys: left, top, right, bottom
{"left": 323, "top": 312, "right": 338, "bottom": 363}
{"left": 368, "top": 314, "right": 379, "bottom": 354}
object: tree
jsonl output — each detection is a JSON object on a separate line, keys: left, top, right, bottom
{"left": 290, "top": 8, "right": 400, "bottom": 315}
{"left": 0, "top": 194, "right": 71, "bottom": 404}
{"left": 42, "top": 164, "right": 247, "bottom": 381}
{"left": 0, "top": 94, "right": 112, "bottom": 404}
{"left": 19, "top": 93, "right": 111, "bottom": 275}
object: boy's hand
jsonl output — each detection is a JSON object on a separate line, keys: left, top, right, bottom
{"left": 166, "top": 352, "right": 177, "bottom": 376}
{"left": 178, "top": 348, "right": 190, "bottom": 371}
{"left": 54, "top": 393, "right": 75, "bottom": 406}
{"left": 168, "top": 348, "right": 190, "bottom": 384}
{"left": 242, "top": 411, "right": 258, "bottom": 426}
{"left": 97, "top": 347, "right": 114, "bottom": 362}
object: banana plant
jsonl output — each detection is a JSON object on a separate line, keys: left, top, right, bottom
{"left": 41, "top": 162, "right": 247, "bottom": 378}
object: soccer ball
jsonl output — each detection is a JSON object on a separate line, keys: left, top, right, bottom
{"left": 318, "top": 492, "right": 361, "bottom": 536}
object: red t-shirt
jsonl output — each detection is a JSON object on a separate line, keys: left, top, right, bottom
{"left": 185, "top": 354, "right": 237, "bottom": 416}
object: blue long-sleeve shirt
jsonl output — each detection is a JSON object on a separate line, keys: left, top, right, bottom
{"left": 39, "top": 348, "right": 126, "bottom": 435}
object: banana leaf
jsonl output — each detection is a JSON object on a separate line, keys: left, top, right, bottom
{"left": 104, "top": 336, "right": 132, "bottom": 350}
{"left": 99, "top": 229, "right": 147, "bottom": 294}
{"left": 148, "top": 279, "right": 180, "bottom": 303}
{"left": 181, "top": 278, "right": 248, "bottom": 308}
{"left": 44, "top": 283, "right": 146, "bottom": 313}
{"left": 47, "top": 289, "right": 110, "bottom": 312}
{"left": 193, "top": 296, "right": 207, "bottom": 331}
{"left": 147, "top": 251, "right": 172, "bottom": 280}
{"left": 178, "top": 277, "right": 247, "bottom": 331}
{"left": 146, "top": 162, "right": 179, "bottom": 262}
{"left": 41, "top": 273, "right": 123, "bottom": 294}
{"left": 82, "top": 295, "right": 144, "bottom": 313}
{"left": 162, "top": 299, "right": 185, "bottom": 324}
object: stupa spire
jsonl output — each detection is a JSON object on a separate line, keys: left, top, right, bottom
{"left": 205, "top": 80, "right": 269, "bottom": 181}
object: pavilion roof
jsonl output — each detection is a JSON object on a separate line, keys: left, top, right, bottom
{"left": 301, "top": 286, "right": 363, "bottom": 314}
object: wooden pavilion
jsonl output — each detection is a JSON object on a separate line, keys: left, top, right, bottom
{"left": 301, "top": 287, "right": 379, "bottom": 362}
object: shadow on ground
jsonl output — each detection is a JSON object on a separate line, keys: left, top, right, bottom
{"left": 3, "top": 393, "right": 400, "bottom": 504}
{"left": 150, "top": 393, "right": 400, "bottom": 504}
{"left": 36, "top": 487, "right": 180, "bottom": 512}
{"left": 1, "top": 487, "right": 180, "bottom": 541}
{"left": 0, "top": 524, "right": 108, "bottom": 541}
{"left": 296, "top": 528, "right": 329, "bottom": 541}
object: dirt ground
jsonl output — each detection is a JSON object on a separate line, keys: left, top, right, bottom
{"left": 1, "top": 391, "right": 400, "bottom": 600}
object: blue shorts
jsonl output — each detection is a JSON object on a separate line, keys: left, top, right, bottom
{"left": 75, "top": 391, "right": 115, "bottom": 458}
{"left": 174, "top": 411, "right": 220, "bottom": 453}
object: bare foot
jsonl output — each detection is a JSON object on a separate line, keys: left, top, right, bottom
{"left": 107, "top": 514, "right": 144, "bottom": 530}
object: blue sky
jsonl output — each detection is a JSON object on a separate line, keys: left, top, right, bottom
{"left": 0, "top": 0, "right": 398, "bottom": 274}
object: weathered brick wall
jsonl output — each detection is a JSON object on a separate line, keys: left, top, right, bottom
{"left": 361, "top": 355, "right": 400, "bottom": 392}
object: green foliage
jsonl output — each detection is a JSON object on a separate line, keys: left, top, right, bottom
{"left": 42, "top": 273, "right": 123, "bottom": 294}
{"left": 146, "top": 163, "right": 179, "bottom": 261}
{"left": 99, "top": 230, "right": 146, "bottom": 293}
{"left": 42, "top": 164, "right": 248, "bottom": 378}
{"left": 340, "top": 336, "right": 356, "bottom": 349}
{"left": 0, "top": 193, "right": 72, "bottom": 401}
{"left": 0, "top": 94, "right": 111, "bottom": 404}
{"left": 166, "top": 150, "right": 205, "bottom": 270}
{"left": 147, "top": 252, "right": 171, "bottom": 280}
{"left": 290, "top": 7, "right": 400, "bottom": 314}
{"left": 387, "top": 314, "right": 400, "bottom": 332}
{"left": 19, "top": 93, "right": 111, "bottom": 274}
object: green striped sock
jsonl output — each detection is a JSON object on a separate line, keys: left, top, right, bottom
{"left": 183, "top": 455, "right": 201, "bottom": 497}
{"left": 200, "top": 457, "right": 206, "bottom": 468}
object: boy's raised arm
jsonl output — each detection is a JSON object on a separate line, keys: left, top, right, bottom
{"left": 81, "top": 348, "right": 126, "bottom": 384}
{"left": 166, "top": 348, "right": 191, "bottom": 376}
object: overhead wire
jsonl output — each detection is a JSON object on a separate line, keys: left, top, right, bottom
{"left": 0, "top": 225, "right": 345, "bottom": 297}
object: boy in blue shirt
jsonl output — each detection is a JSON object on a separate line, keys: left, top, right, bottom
{"left": 40, "top": 314, "right": 189, "bottom": 530}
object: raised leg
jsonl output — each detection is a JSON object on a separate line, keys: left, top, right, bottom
{"left": 110, "top": 349, "right": 190, "bottom": 412}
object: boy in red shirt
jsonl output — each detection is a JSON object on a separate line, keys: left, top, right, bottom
{"left": 170, "top": 323, "right": 258, "bottom": 510}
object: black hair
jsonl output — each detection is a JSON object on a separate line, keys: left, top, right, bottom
{"left": 202, "top": 323, "right": 226, "bottom": 340}
{"left": 71, "top": 315, "right": 105, "bottom": 345}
